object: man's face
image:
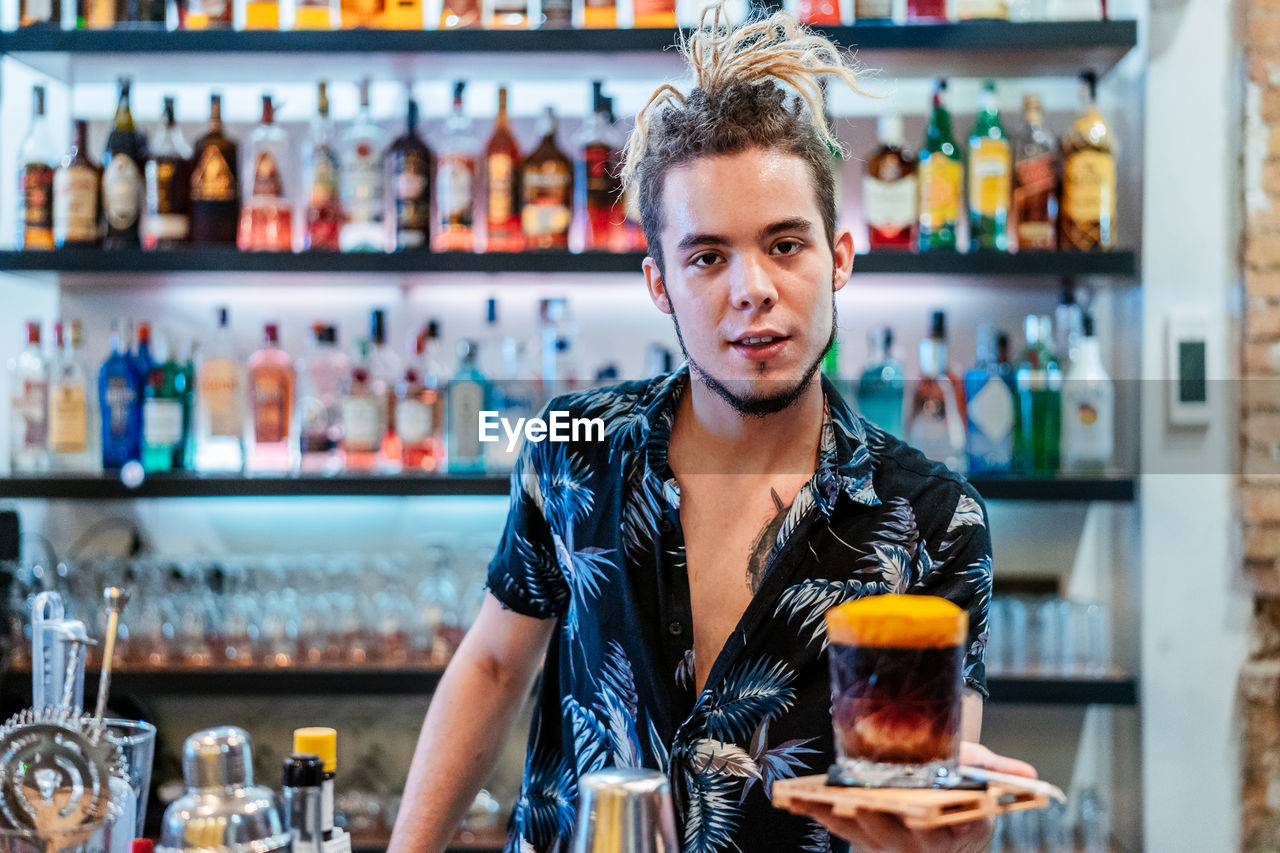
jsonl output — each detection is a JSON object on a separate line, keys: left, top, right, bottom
{"left": 643, "top": 148, "right": 854, "bottom": 416}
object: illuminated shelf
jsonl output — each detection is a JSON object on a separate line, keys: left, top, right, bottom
{"left": 0, "top": 473, "right": 1136, "bottom": 500}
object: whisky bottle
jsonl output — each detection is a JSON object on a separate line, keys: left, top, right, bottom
{"left": 48, "top": 321, "right": 94, "bottom": 472}
{"left": 19, "top": 86, "right": 57, "bottom": 252}
{"left": 304, "top": 82, "right": 342, "bottom": 250}
{"left": 483, "top": 86, "right": 523, "bottom": 253}
{"left": 247, "top": 323, "right": 296, "bottom": 472}
{"left": 578, "top": 0, "right": 611, "bottom": 27}
{"left": 20, "top": 0, "right": 60, "bottom": 28}
{"left": 340, "top": 78, "right": 387, "bottom": 252}
{"left": 383, "top": 0, "right": 420, "bottom": 28}
{"left": 81, "top": 0, "right": 114, "bottom": 27}
{"left": 439, "top": 0, "right": 479, "bottom": 27}
{"left": 521, "top": 107, "right": 573, "bottom": 251}
{"left": 389, "top": 97, "right": 433, "bottom": 251}
{"left": 576, "top": 81, "right": 623, "bottom": 253}
{"left": 242, "top": 0, "right": 279, "bottom": 30}
{"left": 144, "top": 97, "right": 192, "bottom": 250}
{"left": 102, "top": 78, "right": 145, "bottom": 250}
{"left": 967, "top": 80, "right": 1011, "bottom": 252}
{"left": 486, "top": 0, "right": 525, "bottom": 26}
{"left": 55, "top": 121, "right": 102, "bottom": 248}
{"left": 294, "top": 0, "right": 337, "bottom": 26}
{"left": 956, "top": 0, "right": 1007, "bottom": 18}
{"left": 854, "top": 0, "right": 891, "bottom": 19}
{"left": 630, "top": 0, "right": 672, "bottom": 27}
{"left": 239, "top": 95, "right": 293, "bottom": 252}
{"left": 342, "top": 0, "right": 385, "bottom": 27}
{"left": 917, "top": 79, "right": 961, "bottom": 251}
{"left": 432, "top": 83, "right": 475, "bottom": 252}
{"left": 194, "top": 307, "right": 245, "bottom": 472}
{"left": 190, "top": 94, "right": 241, "bottom": 246}
{"left": 1012, "top": 93, "right": 1059, "bottom": 252}
{"left": 863, "top": 116, "right": 917, "bottom": 251}
{"left": 1060, "top": 70, "right": 1116, "bottom": 251}
{"left": 183, "top": 0, "right": 232, "bottom": 27}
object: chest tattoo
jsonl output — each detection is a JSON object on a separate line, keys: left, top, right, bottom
{"left": 746, "top": 488, "right": 790, "bottom": 593}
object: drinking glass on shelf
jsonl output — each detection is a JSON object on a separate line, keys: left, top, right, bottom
{"left": 1040, "top": 800, "right": 1071, "bottom": 853}
{"left": 986, "top": 598, "right": 1008, "bottom": 675}
{"left": 1005, "top": 597, "right": 1028, "bottom": 674}
{"left": 1074, "top": 600, "right": 1111, "bottom": 677}
{"left": 1078, "top": 788, "right": 1110, "bottom": 853}
{"left": 1036, "top": 598, "right": 1070, "bottom": 675}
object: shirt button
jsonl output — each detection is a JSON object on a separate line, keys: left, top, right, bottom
{"left": 668, "top": 620, "right": 684, "bottom": 636}
{"left": 660, "top": 519, "right": 675, "bottom": 534}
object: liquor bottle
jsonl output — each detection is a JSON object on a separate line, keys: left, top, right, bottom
{"left": 341, "top": 343, "right": 388, "bottom": 472}
{"left": 1045, "top": 0, "right": 1100, "bottom": 19}
{"left": 1054, "top": 285, "right": 1084, "bottom": 362}
{"left": 1013, "top": 314, "right": 1062, "bottom": 475}
{"left": 863, "top": 116, "right": 918, "bottom": 251}
{"left": 798, "top": 0, "right": 839, "bottom": 24}
{"left": 383, "top": 0, "right": 420, "bottom": 27}
{"left": 367, "top": 308, "right": 403, "bottom": 461}
{"left": 907, "top": 0, "right": 945, "bottom": 21}
{"left": 121, "top": 0, "right": 166, "bottom": 27}
{"left": 1012, "top": 93, "right": 1059, "bottom": 252}
{"left": 906, "top": 312, "right": 966, "bottom": 472}
{"left": 579, "top": 0, "right": 612, "bottom": 27}
{"left": 488, "top": 336, "right": 540, "bottom": 473}
{"left": 342, "top": 0, "right": 385, "bottom": 27}
{"left": 432, "top": 84, "right": 475, "bottom": 252}
{"left": 1060, "top": 313, "right": 1113, "bottom": 472}
{"left": 144, "top": 97, "right": 192, "bottom": 250}
{"left": 398, "top": 322, "right": 446, "bottom": 471}
{"left": 142, "top": 334, "right": 191, "bottom": 473}
{"left": 242, "top": 0, "right": 279, "bottom": 30}
{"left": 247, "top": 323, "right": 296, "bottom": 472}
{"left": 183, "top": 0, "right": 231, "bottom": 28}
{"left": 1060, "top": 70, "right": 1116, "bottom": 251}
{"left": 521, "top": 107, "right": 573, "bottom": 251}
{"left": 302, "top": 83, "right": 342, "bottom": 251}
{"left": 131, "top": 322, "right": 156, "bottom": 392}
{"left": 295, "top": 0, "right": 337, "bottom": 26}
{"left": 190, "top": 94, "right": 241, "bottom": 246}
{"left": 21, "top": 0, "right": 60, "bottom": 26}
{"left": 854, "top": 327, "right": 904, "bottom": 437}
{"left": 194, "top": 307, "right": 245, "bottom": 472}
{"left": 340, "top": 78, "right": 387, "bottom": 252}
{"left": 19, "top": 86, "right": 57, "bottom": 252}
{"left": 298, "top": 324, "right": 351, "bottom": 472}
{"left": 631, "top": 0, "right": 672, "bottom": 27}
{"left": 389, "top": 96, "right": 433, "bottom": 251}
{"left": 854, "top": 0, "right": 891, "bottom": 20}
{"left": 918, "top": 80, "right": 961, "bottom": 252}
{"left": 99, "top": 320, "right": 142, "bottom": 469}
{"left": 576, "top": 81, "right": 623, "bottom": 253}
{"left": 102, "top": 78, "right": 145, "bottom": 250}
{"left": 54, "top": 121, "right": 102, "bottom": 248}
{"left": 48, "top": 321, "right": 94, "bottom": 472}
{"left": 956, "top": 0, "right": 1007, "bottom": 18}
{"left": 447, "top": 340, "right": 489, "bottom": 474}
{"left": 968, "top": 80, "right": 1012, "bottom": 252}
{"left": 239, "top": 95, "right": 293, "bottom": 252}
{"left": 439, "top": 0, "right": 479, "bottom": 26}
{"left": 9, "top": 321, "right": 49, "bottom": 473}
{"left": 539, "top": 0, "right": 569, "bottom": 26}
{"left": 964, "top": 324, "right": 1015, "bottom": 474}
{"left": 483, "top": 86, "right": 523, "bottom": 253}
{"left": 82, "top": 0, "right": 115, "bottom": 27}
{"left": 487, "top": 0, "right": 526, "bottom": 27}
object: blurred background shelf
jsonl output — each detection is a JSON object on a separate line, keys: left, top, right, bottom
{"left": 0, "top": 473, "right": 1137, "bottom": 501}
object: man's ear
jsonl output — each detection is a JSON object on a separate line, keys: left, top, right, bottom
{"left": 644, "top": 256, "right": 673, "bottom": 315}
{"left": 832, "top": 227, "right": 854, "bottom": 293}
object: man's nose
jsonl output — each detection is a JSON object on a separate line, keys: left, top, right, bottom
{"left": 730, "top": 253, "right": 778, "bottom": 310}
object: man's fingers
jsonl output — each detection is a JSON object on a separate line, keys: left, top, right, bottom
{"left": 959, "top": 741, "right": 1039, "bottom": 780}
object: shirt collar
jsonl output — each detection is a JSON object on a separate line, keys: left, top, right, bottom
{"left": 638, "top": 366, "right": 880, "bottom": 512}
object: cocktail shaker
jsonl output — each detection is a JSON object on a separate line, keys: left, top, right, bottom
{"left": 569, "top": 768, "right": 679, "bottom": 853}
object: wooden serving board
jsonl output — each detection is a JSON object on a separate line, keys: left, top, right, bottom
{"left": 772, "top": 775, "right": 1049, "bottom": 830}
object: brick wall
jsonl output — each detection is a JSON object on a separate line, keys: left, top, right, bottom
{"left": 1244, "top": 1, "right": 1280, "bottom": 849}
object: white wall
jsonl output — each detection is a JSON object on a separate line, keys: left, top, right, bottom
{"left": 1141, "top": 0, "right": 1252, "bottom": 850}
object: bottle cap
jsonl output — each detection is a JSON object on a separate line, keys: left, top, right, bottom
{"left": 1082, "top": 313, "right": 1095, "bottom": 337}
{"left": 930, "top": 311, "right": 946, "bottom": 339}
{"left": 371, "top": 309, "right": 386, "bottom": 345}
{"left": 132, "top": 839, "right": 154, "bottom": 853}
{"left": 217, "top": 306, "right": 229, "bottom": 328}
{"left": 25, "top": 321, "right": 40, "bottom": 345}
{"left": 263, "top": 323, "right": 280, "bottom": 345}
{"left": 486, "top": 298, "right": 498, "bottom": 325}
{"left": 293, "top": 727, "right": 337, "bottom": 774}
{"left": 283, "top": 753, "right": 325, "bottom": 789}
{"left": 137, "top": 322, "right": 151, "bottom": 345}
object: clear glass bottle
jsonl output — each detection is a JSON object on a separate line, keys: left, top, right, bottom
{"left": 341, "top": 78, "right": 388, "bottom": 252}
{"left": 19, "top": 86, "right": 57, "bottom": 252}
{"left": 447, "top": 340, "right": 489, "bottom": 474}
{"left": 1060, "top": 313, "right": 1113, "bottom": 473}
{"left": 48, "top": 320, "right": 94, "bottom": 472}
{"left": 964, "top": 324, "right": 1015, "bottom": 474}
{"left": 918, "top": 79, "right": 961, "bottom": 252}
{"left": 968, "top": 80, "right": 1012, "bottom": 252}
{"left": 483, "top": 86, "right": 523, "bottom": 253}
{"left": 142, "top": 333, "right": 191, "bottom": 473}
{"left": 195, "top": 307, "right": 245, "bottom": 472}
{"left": 906, "top": 312, "right": 966, "bottom": 472}
{"left": 390, "top": 96, "right": 433, "bottom": 251}
{"left": 304, "top": 82, "right": 342, "bottom": 251}
{"left": 10, "top": 321, "right": 49, "bottom": 473}
{"left": 367, "top": 308, "right": 403, "bottom": 463}
{"left": 98, "top": 320, "right": 143, "bottom": 469}
{"left": 54, "top": 120, "right": 102, "bottom": 249}
{"left": 341, "top": 344, "right": 387, "bottom": 472}
{"left": 298, "top": 324, "right": 351, "bottom": 473}
{"left": 397, "top": 321, "right": 446, "bottom": 472}
{"left": 239, "top": 95, "right": 293, "bottom": 252}
{"left": 864, "top": 115, "right": 918, "bottom": 251}
{"left": 248, "top": 323, "right": 296, "bottom": 472}
{"left": 433, "top": 83, "right": 476, "bottom": 253}
{"left": 575, "top": 81, "right": 623, "bottom": 253}
{"left": 21, "top": 0, "right": 60, "bottom": 27}
{"left": 487, "top": 0, "right": 526, "bottom": 26}
{"left": 1012, "top": 93, "right": 1059, "bottom": 252}
{"left": 855, "top": 327, "right": 904, "bottom": 437}
{"left": 1014, "top": 314, "right": 1063, "bottom": 475}
{"left": 144, "top": 96, "right": 193, "bottom": 250}
{"left": 521, "top": 107, "right": 573, "bottom": 251}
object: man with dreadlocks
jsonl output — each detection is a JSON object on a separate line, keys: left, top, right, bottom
{"left": 389, "top": 6, "right": 1036, "bottom": 853}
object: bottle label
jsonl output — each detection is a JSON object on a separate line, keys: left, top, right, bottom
{"left": 311, "top": 146, "right": 340, "bottom": 205}
{"left": 49, "top": 384, "right": 88, "bottom": 454}
{"left": 396, "top": 398, "right": 431, "bottom": 444}
{"left": 522, "top": 163, "right": 572, "bottom": 238}
{"left": 863, "top": 174, "right": 918, "bottom": 235}
{"left": 435, "top": 154, "right": 473, "bottom": 219}
{"left": 966, "top": 377, "right": 1014, "bottom": 467}
{"left": 448, "top": 381, "right": 485, "bottom": 462}
{"left": 253, "top": 371, "right": 289, "bottom": 443}
{"left": 25, "top": 0, "right": 53, "bottom": 20}
{"left": 105, "top": 376, "right": 136, "bottom": 439}
{"left": 22, "top": 163, "right": 55, "bottom": 237}
{"left": 487, "top": 153, "right": 514, "bottom": 223}
{"left": 103, "top": 154, "right": 142, "bottom": 230}
{"left": 341, "top": 395, "right": 381, "bottom": 449}
{"left": 956, "top": 0, "right": 1007, "bottom": 18}
{"left": 54, "top": 165, "right": 100, "bottom": 244}
{"left": 1063, "top": 150, "right": 1116, "bottom": 227}
{"left": 200, "top": 360, "right": 242, "bottom": 438}
{"left": 144, "top": 398, "right": 185, "bottom": 447}
{"left": 584, "top": 144, "right": 618, "bottom": 210}
{"left": 346, "top": 143, "right": 385, "bottom": 224}
{"left": 12, "top": 379, "right": 48, "bottom": 450}
{"left": 854, "top": 0, "right": 892, "bottom": 15}
{"left": 252, "top": 151, "right": 284, "bottom": 199}
{"left": 191, "top": 145, "right": 237, "bottom": 203}
{"left": 1063, "top": 380, "right": 1113, "bottom": 465}
{"left": 918, "top": 155, "right": 961, "bottom": 228}
{"left": 969, "top": 138, "right": 1011, "bottom": 216}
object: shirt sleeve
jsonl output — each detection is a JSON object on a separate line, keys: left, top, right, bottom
{"left": 911, "top": 483, "right": 993, "bottom": 700}
{"left": 484, "top": 439, "right": 570, "bottom": 620}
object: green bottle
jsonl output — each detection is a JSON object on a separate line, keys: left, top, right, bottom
{"left": 918, "top": 79, "right": 962, "bottom": 252}
{"left": 968, "top": 80, "right": 1012, "bottom": 252}
{"left": 142, "top": 336, "right": 192, "bottom": 473}
{"left": 1013, "top": 315, "right": 1062, "bottom": 475}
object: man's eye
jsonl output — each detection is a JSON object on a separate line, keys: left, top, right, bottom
{"left": 772, "top": 239, "right": 803, "bottom": 255}
{"left": 692, "top": 252, "right": 721, "bottom": 267}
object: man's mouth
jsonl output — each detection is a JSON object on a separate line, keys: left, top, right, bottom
{"left": 728, "top": 332, "right": 791, "bottom": 360}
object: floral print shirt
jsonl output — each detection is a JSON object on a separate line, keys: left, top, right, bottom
{"left": 486, "top": 366, "right": 993, "bottom": 853}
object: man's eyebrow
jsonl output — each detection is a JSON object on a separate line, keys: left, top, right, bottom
{"left": 675, "top": 232, "right": 730, "bottom": 253}
{"left": 759, "top": 217, "right": 816, "bottom": 240}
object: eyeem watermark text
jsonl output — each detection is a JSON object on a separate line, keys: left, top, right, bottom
{"left": 478, "top": 411, "right": 606, "bottom": 452}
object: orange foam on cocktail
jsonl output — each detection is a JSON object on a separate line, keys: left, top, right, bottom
{"left": 825, "top": 594, "right": 968, "bottom": 649}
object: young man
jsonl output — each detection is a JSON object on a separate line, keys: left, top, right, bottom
{"left": 389, "top": 9, "right": 1034, "bottom": 853}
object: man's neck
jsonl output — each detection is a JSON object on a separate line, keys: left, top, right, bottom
{"left": 669, "top": 372, "right": 826, "bottom": 478}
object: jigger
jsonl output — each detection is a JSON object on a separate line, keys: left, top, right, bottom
{"left": 569, "top": 768, "right": 679, "bottom": 853}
